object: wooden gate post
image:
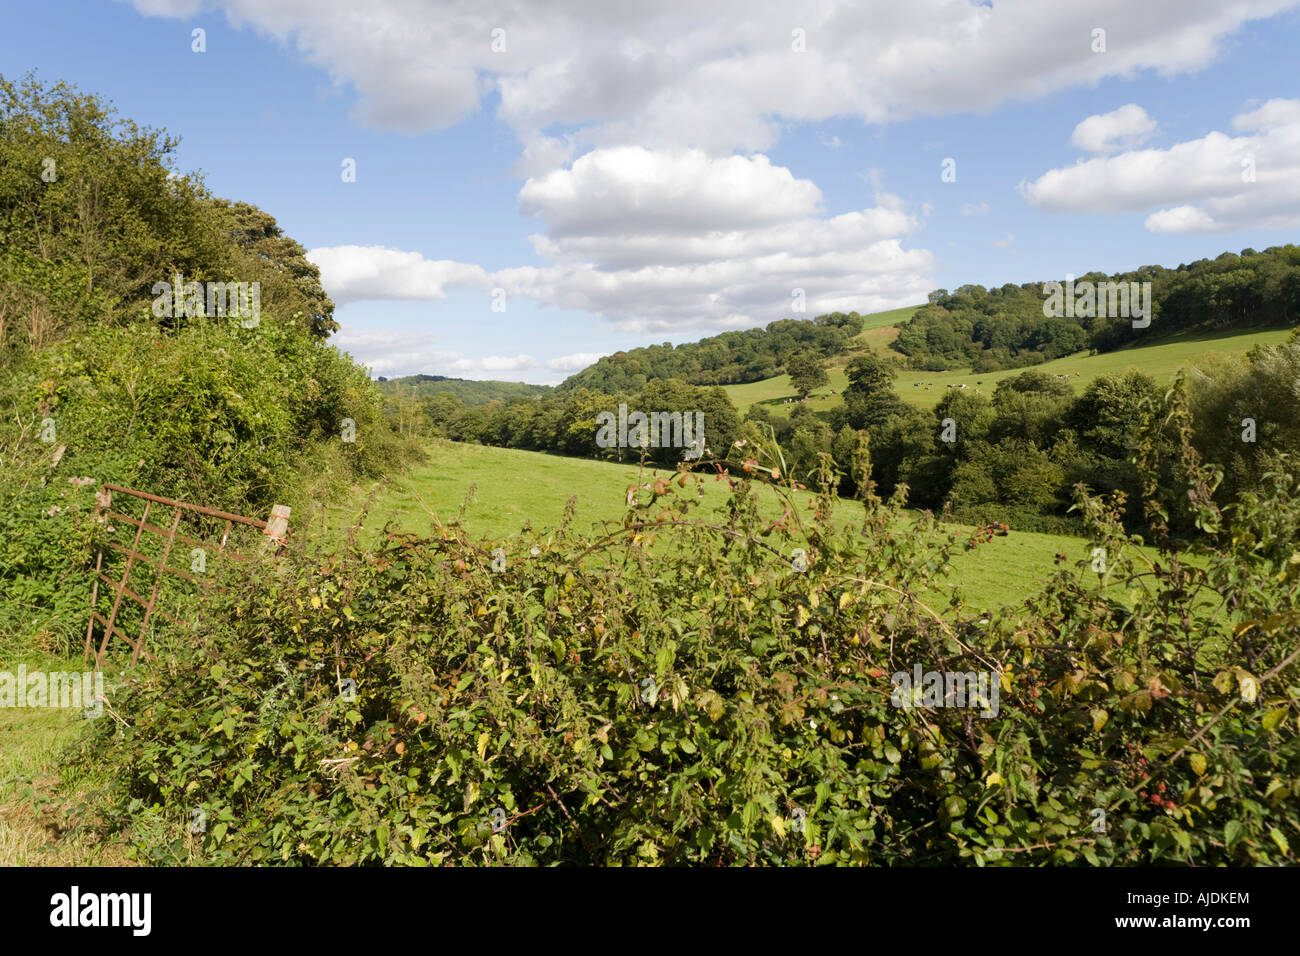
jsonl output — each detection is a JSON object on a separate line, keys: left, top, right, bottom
{"left": 263, "top": 504, "right": 291, "bottom": 547}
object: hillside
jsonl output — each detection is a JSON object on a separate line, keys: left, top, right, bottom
{"left": 376, "top": 374, "right": 553, "bottom": 406}
{"left": 726, "top": 324, "right": 1295, "bottom": 413}
{"left": 557, "top": 311, "right": 866, "bottom": 391}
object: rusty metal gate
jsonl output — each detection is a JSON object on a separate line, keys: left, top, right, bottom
{"left": 85, "top": 483, "right": 289, "bottom": 668}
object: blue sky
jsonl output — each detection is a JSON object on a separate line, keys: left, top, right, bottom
{"left": 4, "top": 0, "right": 1299, "bottom": 382}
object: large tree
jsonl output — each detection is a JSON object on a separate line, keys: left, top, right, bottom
{"left": 0, "top": 72, "right": 224, "bottom": 322}
{"left": 209, "top": 200, "right": 338, "bottom": 339}
{"left": 786, "top": 352, "right": 829, "bottom": 398}
{"left": 0, "top": 72, "right": 336, "bottom": 346}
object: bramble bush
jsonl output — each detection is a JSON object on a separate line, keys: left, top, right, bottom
{"left": 74, "top": 382, "right": 1298, "bottom": 865}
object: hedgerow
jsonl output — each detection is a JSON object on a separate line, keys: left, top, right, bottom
{"left": 75, "top": 384, "right": 1299, "bottom": 865}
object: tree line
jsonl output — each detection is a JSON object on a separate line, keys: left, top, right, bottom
{"left": 747, "top": 340, "right": 1300, "bottom": 536}
{"left": 401, "top": 379, "right": 743, "bottom": 468}
{"left": 557, "top": 313, "right": 862, "bottom": 392}
{"left": 896, "top": 247, "right": 1300, "bottom": 372}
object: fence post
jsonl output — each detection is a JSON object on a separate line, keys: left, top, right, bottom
{"left": 263, "top": 505, "right": 291, "bottom": 548}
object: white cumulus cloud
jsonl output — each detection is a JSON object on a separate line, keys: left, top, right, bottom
{"left": 307, "top": 246, "right": 490, "bottom": 304}
{"left": 1022, "top": 98, "right": 1300, "bottom": 232}
{"left": 311, "top": 151, "right": 934, "bottom": 333}
{"left": 546, "top": 352, "right": 609, "bottom": 372}
{"left": 1070, "top": 104, "right": 1157, "bottom": 154}
{"left": 518, "top": 147, "right": 823, "bottom": 238}
{"left": 331, "top": 325, "right": 538, "bottom": 379}
{"left": 128, "top": 0, "right": 1299, "bottom": 163}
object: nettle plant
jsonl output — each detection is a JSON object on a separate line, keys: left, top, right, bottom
{"left": 81, "top": 406, "right": 1296, "bottom": 866}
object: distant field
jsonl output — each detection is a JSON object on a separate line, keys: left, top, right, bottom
{"left": 722, "top": 306, "right": 918, "bottom": 413}
{"left": 726, "top": 323, "right": 1294, "bottom": 413}
{"left": 723, "top": 367, "right": 852, "bottom": 414}
{"left": 326, "top": 440, "right": 1143, "bottom": 613}
{"left": 855, "top": 304, "right": 923, "bottom": 332}
{"left": 895, "top": 326, "right": 1294, "bottom": 410}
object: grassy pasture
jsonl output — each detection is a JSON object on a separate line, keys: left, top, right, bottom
{"left": 853, "top": 304, "right": 923, "bottom": 333}
{"left": 726, "top": 319, "right": 1293, "bottom": 414}
{"left": 892, "top": 326, "right": 1295, "bottom": 411}
{"left": 323, "top": 439, "right": 1142, "bottom": 614}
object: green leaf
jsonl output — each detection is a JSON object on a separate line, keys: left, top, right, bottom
{"left": 655, "top": 641, "right": 676, "bottom": 675}
{"left": 1269, "top": 828, "right": 1290, "bottom": 856}
{"left": 1224, "top": 819, "right": 1244, "bottom": 850}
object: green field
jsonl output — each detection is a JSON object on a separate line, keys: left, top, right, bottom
{"left": 892, "top": 326, "right": 1295, "bottom": 410}
{"left": 726, "top": 319, "right": 1294, "bottom": 414}
{"left": 721, "top": 306, "right": 917, "bottom": 414}
{"left": 325, "top": 439, "right": 1136, "bottom": 613}
{"left": 853, "top": 304, "right": 923, "bottom": 333}
{"left": 723, "top": 366, "right": 854, "bottom": 414}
